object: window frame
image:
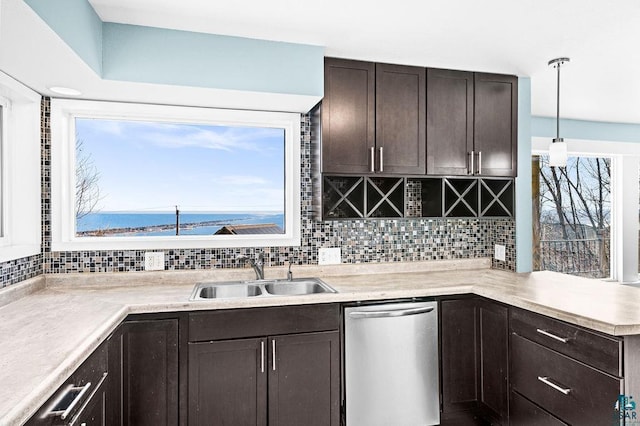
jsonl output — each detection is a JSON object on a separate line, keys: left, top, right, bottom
{"left": 532, "top": 136, "right": 640, "bottom": 283}
{"left": 0, "top": 71, "right": 41, "bottom": 262}
{"left": 51, "top": 99, "right": 301, "bottom": 251}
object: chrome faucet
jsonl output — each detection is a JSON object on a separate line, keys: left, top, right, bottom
{"left": 237, "top": 253, "right": 265, "bottom": 280}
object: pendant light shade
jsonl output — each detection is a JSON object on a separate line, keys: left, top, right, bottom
{"left": 548, "top": 138, "right": 568, "bottom": 167}
{"left": 548, "top": 57, "right": 570, "bottom": 167}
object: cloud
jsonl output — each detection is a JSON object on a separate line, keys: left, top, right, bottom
{"left": 116, "top": 121, "right": 284, "bottom": 152}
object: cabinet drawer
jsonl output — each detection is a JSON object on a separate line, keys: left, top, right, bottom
{"left": 510, "top": 391, "right": 567, "bottom": 426}
{"left": 511, "top": 334, "right": 621, "bottom": 426}
{"left": 26, "top": 342, "right": 108, "bottom": 425}
{"left": 510, "top": 307, "right": 621, "bottom": 376}
{"left": 189, "top": 304, "right": 340, "bottom": 342}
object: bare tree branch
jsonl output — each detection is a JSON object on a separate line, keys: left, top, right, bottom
{"left": 76, "top": 138, "right": 103, "bottom": 219}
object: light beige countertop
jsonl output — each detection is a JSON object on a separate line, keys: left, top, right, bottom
{"left": 2, "top": 258, "right": 640, "bottom": 425}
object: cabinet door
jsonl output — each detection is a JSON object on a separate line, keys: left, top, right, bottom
{"left": 440, "top": 298, "right": 479, "bottom": 413}
{"left": 121, "top": 319, "right": 179, "bottom": 426}
{"left": 473, "top": 73, "right": 518, "bottom": 177}
{"left": 376, "top": 63, "right": 426, "bottom": 174}
{"left": 426, "top": 68, "right": 473, "bottom": 175}
{"left": 269, "top": 331, "right": 340, "bottom": 426}
{"left": 477, "top": 299, "right": 509, "bottom": 424}
{"left": 189, "top": 338, "right": 267, "bottom": 426}
{"left": 322, "top": 58, "right": 375, "bottom": 174}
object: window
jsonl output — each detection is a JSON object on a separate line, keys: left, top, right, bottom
{"left": 532, "top": 137, "right": 640, "bottom": 282}
{"left": 51, "top": 100, "right": 301, "bottom": 250}
{"left": 0, "top": 71, "right": 41, "bottom": 262}
{"left": 532, "top": 154, "right": 611, "bottom": 279}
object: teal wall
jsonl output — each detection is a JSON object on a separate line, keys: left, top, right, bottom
{"left": 24, "top": 0, "right": 103, "bottom": 74}
{"left": 532, "top": 116, "right": 640, "bottom": 142}
{"left": 516, "top": 78, "right": 532, "bottom": 273}
{"left": 102, "top": 24, "right": 323, "bottom": 95}
{"left": 25, "top": 1, "right": 323, "bottom": 97}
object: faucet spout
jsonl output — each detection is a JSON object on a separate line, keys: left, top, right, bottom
{"left": 237, "top": 253, "right": 265, "bottom": 280}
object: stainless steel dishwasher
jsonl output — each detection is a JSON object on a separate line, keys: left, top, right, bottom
{"left": 344, "top": 300, "right": 439, "bottom": 426}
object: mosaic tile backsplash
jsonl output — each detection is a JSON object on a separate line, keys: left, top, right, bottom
{"left": 3, "top": 98, "right": 515, "bottom": 286}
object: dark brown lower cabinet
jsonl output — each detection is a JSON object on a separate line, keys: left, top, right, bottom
{"left": 188, "top": 331, "right": 339, "bottom": 426}
{"left": 268, "top": 332, "right": 340, "bottom": 426}
{"left": 189, "top": 338, "right": 267, "bottom": 426}
{"left": 109, "top": 318, "right": 181, "bottom": 426}
{"left": 439, "top": 296, "right": 509, "bottom": 425}
{"left": 187, "top": 304, "right": 340, "bottom": 426}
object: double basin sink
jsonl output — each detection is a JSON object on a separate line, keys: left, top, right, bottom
{"left": 189, "top": 277, "right": 337, "bottom": 300}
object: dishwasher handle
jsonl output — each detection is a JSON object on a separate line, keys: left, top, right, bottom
{"left": 348, "top": 306, "right": 434, "bottom": 319}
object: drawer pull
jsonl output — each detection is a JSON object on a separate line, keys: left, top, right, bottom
{"left": 536, "top": 328, "right": 570, "bottom": 343}
{"left": 46, "top": 381, "right": 92, "bottom": 420}
{"left": 537, "top": 376, "right": 571, "bottom": 395}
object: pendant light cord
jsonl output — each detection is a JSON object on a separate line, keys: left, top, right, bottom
{"left": 556, "top": 61, "right": 561, "bottom": 141}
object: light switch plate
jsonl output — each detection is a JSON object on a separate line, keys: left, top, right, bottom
{"left": 144, "top": 251, "right": 165, "bottom": 271}
{"left": 318, "top": 247, "right": 341, "bottom": 265}
{"left": 494, "top": 244, "right": 506, "bottom": 262}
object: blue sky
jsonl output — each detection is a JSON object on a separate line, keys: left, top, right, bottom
{"left": 75, "top": 118, "right": 285, "bottom": 213}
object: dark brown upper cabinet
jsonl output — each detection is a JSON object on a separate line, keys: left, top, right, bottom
{"left": 375, "top": 63, "right": 426, "bottom": 174}
{"left": 322, "top": 58, "right": 426, "bottom": 175}
{"left": 427, "top": 69, "right": 518, "bottom": 177}
{"left": 426, "top": 68, "right": 474, "bottom": 175}
{"left": 322, "top": 58, "right": 375, "bottom": 174}
{"left": 473, "top": 73, "right": 518, "bottom": 177}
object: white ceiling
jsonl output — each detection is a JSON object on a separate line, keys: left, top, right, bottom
{"left": 4, "top": 0, "right": 640, "bottom": 123}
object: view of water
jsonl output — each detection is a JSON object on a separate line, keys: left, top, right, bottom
{"left": 76, "top": 212, "right": 285, "bottom": 237}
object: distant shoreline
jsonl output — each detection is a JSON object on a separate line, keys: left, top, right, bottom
{"left": 77, "top": 218, "right": 246, "bottom": 237}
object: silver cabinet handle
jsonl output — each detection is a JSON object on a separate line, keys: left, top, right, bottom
{"left": 536, "top": 328, "right": 570, "bottom": 343}
{"left": 260, "top": 341, "right": 265, "bottom": 373}
{"left": 379, "top": 146, "right": 384, "bottom": 172}
{"left": 469, "top": 151, "right": 475, "bottom": 175}
{"left": 52, "top": 382, "right": 92, "bottom": 420}
{"left": 537, "top": 376, "right": 571, "bottom": 395}
{"left": 272, "top": 339, "right": 276, "bottom": 371}
{"left": 477, "top": 151, "right": 482, "bottom": 174}
{"left": 348, "top": 306, "right": 434, "bottom": 319}
{"left": 370, "top": 147, "right": 375, "bottom": 172}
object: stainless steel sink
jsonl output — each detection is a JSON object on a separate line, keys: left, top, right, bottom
{"left": 263, "top": 280, "right": 331, "bottom": 295}
{"left": 195, "top": 283, "right": 262, "bottom": 299}
{"left": 189, "top": 277, "right": 336, "bottom": 300}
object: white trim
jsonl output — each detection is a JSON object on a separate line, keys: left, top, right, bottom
{"left": 532, "top": 136, "right": 640, "bottom": 283}
{"left": 0, "top": 71, "right": 41, "bottom": 262}
{"left": 51, "top": 99, "right": 301, "bottom": 251}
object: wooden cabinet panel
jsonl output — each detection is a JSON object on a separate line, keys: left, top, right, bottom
{"left": 322, "top": 58, "right": 375, "bottom": 174}
{"left": 511, "top": 333, "right": 622, "bottom": 426}
{"left": 426, "top": 68, "right": 474, "bottom": 175}
{"left": 188, "top": 304, "right": 339, "bottom": 342}
{"left": 473, "top": 73, "right": 518, "bottom": 177}
{"left": 122, "top": 319, "right": 179, "bottom": 426}
{"left": 440, "top": 298, "right": 479, "bottom": 413}
{"left": 440, "top": 297, "right": 509, "bottom": 424}
{"left": 510, "top": 391, "right": 568, "bottom": 426}
{"left": 188, "top": 338, "right": 267, "bottom": 426}
{"left": 268, "top": 332, "right": 340, "bottom": 426}
{"left": 477, "top": 299, "right": 509, "bottom": 423}
{"left": 376, "top": 63, "right": 425, "bottom": 174}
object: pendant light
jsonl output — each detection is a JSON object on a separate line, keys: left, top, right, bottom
{"left": 548, "top": 57, "right": 570, "bottom": 167}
